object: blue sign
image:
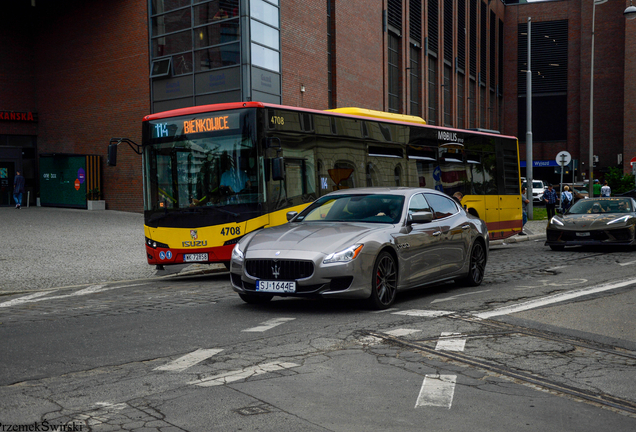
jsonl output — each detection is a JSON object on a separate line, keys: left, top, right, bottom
{"left": 520, "top": 160, "right": 559, "bottom": 168}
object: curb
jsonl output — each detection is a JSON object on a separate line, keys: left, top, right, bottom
{"left": 491, "top": 233, "right": 545, "bottom": 246}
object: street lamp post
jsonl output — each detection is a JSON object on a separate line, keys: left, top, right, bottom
{"left": 589, "top": 0, "right": 608, "bottom": 199}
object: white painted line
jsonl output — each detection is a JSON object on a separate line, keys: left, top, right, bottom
{"left": 385, "top": 328, "right": 420, "bottom": 337}
{"left": 372, "top": 307, "right": 400, "bottom": 313}
{"left": 154, "top": 348, "right": 223, "bottom": 372}
{"left": 242, "top": 317, "right": 295, "bottom": 332}
{"left": 0, "top": 283, "right": 148, "bottom": 309}
{"left": 435, "top": 332, "right": 466, "bottom": 352}
{"left": 0, "top": 291, "right": 56, "bottom": 308}
{"left": 431, "top": 289, "right": 490, "bottom": 304}
{"left": 70, "top": 285, "right": 108, "bottom": 296}
{"left": 190, "top": 361, "right": 299, "bottom": 387}
{"left": 392, "top": 310, "right": 453, "bottom": 318}
{"left": 475, "top": 278, "right": 636, "bottom": 319}
{"left": 619, "top": 260, "right": 636, "bottom": 266}
{"left": 415, "top": 374, "right": 457, "bottom": 408}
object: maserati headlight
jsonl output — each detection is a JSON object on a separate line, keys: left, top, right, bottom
{"left": 323, "top": 244, "right": 364, "bottom": 264}
{"left": 607, "top": 216, "right": 630, "bottom": 225}
{"left": 550, "top": 216, "right": 564, "bottom": 226}
{"left": 232, "top": 242, "right": 244, "bottom": 261}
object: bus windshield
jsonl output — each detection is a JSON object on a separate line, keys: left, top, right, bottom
{"left": 143, "top": 110, "right": 263, "bottom": 228}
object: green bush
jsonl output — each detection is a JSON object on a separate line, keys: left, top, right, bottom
{"left": 604, "top": 167, "right": 635, "bottom": 195}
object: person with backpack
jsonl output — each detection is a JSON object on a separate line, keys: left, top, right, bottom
{"left": 561, "top": 185, "right": 573, "bottom": 211}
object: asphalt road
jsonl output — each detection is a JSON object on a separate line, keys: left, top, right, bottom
{"left": 1, "top": 220, "right": 636, "bottom": 431}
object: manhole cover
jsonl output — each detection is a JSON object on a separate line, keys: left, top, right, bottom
{"left": 235, "top": 406, "right": 270, "bottom": 416}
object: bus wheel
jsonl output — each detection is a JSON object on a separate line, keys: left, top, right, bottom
{"left": 239, "top": 293, "right": 273, "bottom": 304}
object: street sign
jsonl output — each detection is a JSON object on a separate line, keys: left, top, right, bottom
{"left": 630, "top": 156, "right": 636, "bottom": 167}
{"left": 556, "top": 151, "right": 572, "bottom": 167}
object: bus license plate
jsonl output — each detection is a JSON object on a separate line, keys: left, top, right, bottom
{"left": 184, "top": 253, "right": 208, "bottom": 262}
{"left": 576, "top": 232, "right": 590, "bottom": 237}
{"left": 256, "top": 280, "right": 296, "bottom": 293}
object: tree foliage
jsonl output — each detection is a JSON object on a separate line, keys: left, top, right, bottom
{"left": 604, "top": 167, "right": 635, "bottom": 195}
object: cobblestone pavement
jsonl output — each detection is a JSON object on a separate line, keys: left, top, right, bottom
{"left": 0, "top": 207, "right": 547, "bottom": 294}
{"left": 0, "top": 207, "right": 224, "bottom": 293}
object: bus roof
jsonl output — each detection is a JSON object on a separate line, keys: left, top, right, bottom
{"left": 143, "top": 101, "right": 517, "bottom": 140}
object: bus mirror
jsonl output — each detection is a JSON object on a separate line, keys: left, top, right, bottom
{"left": 107, "top": 142, "right": 118, "bottom": 166}
{"left": 272, "top": 157, "right": 285, "bottom": 181}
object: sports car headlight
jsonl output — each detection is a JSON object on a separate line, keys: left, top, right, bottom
{"left": 232, "top": 243, "right": 244, "bottom": 261}
{"left": 323, "top": 244, "right": 364, "bottom": 264}
{"left": 607, "top": 216, "right": 630, "bottom": 225}
{"left": 550, "top": 216, "right": 564, "bottom": 226}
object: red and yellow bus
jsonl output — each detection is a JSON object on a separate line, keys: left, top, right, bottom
{"left": 110, "top": 102, "right": 521, "bottom": 269}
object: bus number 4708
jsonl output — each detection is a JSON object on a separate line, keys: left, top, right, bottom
{"left": 221, "top": 227, "right": 241, "bottom": 236}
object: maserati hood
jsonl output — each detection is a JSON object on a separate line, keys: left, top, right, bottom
{"left": 245, "top": 222, "right": 390, "bottom": 254}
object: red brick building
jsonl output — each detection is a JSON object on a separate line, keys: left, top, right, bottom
{"left": 1, "top": 0, "right": 634, "bottom": 212}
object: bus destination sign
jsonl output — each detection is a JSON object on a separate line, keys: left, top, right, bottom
{"left": 151, "top": 112, "right": 239, "bottom": 139}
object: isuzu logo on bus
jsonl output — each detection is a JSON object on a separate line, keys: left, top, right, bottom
{"left": 183, "top": 230, "right": 207, "bottom": 247}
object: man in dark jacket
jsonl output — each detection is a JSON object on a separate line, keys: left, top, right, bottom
{"left": 13, "top": 170, "right": 25, "bottom": 209}
{"left": 543, "top": 183, "right": 558, "bottom": 220}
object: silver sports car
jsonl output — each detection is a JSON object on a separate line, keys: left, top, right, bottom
{"left": 230, "top": 187, "right": 489, "bottom": 309}
{"left": 546, "top": 197, "right": 636, "bottom": 250}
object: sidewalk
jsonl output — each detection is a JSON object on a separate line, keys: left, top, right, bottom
{"left": 0, "top": 206, "right": 223, "bottom": 294}
{"left": 0, "top": 206, "right": 547, "bottom": 293}
{"left": 490, "top": 218, "right": 547, "bottom": 246}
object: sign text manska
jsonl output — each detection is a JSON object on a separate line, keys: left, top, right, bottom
{"left": 0, "top": 111, "right": 38, "bottom": 122}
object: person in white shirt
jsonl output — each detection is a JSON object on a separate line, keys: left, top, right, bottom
{"left": 601, "top": 181, "right": 611, "bottom": 197}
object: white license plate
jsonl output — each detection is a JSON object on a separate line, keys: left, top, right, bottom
{"left": 256, "top": 280, "right": 296, "bottom": 293}
{"left": 576, "top": 232, "right": 590, "bottom": 237}
{"left": 184, "top": 253, "right": 209, "bottom": 262}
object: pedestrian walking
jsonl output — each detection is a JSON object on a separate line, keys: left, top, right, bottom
{"left": 520, "top": 187, "right": 530, "bottom": 235}
{"left": 13, "top": 170, "right": 25, "bottom": 209}
{"left": 601, "top": 181, "right": 611, "bottom": 197}
{"left": 561, "top": 185, "right": 573, "bottom": 211}
{"left": 543, "top": 184, "right": 558, "bottom": 220}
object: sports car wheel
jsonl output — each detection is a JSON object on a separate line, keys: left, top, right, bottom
{"left": 459, "top": 241, "right": 486, "bottom": 287}
{"left": 549, "top": 245, "right": 565, "bottom": 251}
{"left": 239, "top": 293, "right": 273, "bottom": 304}
{"left": 368, "top": 251, "right": 398, "bottom": 310}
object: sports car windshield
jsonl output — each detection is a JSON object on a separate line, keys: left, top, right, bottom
{"left": 294, "top": 194, "right": 405, "bottom": 224}
{"left": 567, "top": 198, "right": 632, "bottom": 215}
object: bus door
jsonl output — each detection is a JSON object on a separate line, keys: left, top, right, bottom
{"left": 485, "top": 195, "right": 503, "bottom": 239}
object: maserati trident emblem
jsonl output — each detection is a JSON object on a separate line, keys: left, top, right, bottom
{"left": 271, "top": 263, "right": 280, "bottom": 279}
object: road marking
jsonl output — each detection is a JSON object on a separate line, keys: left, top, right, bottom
{"left": 515, "top": 278, "right": 587, "bottom": 290}
{"left": 392, "top": 310, "right": 453, "bottom": 318}
{"left": 189, "top": 361, "right": 299, "bottom": 387}
{"left": 435, "top": 332, "right": 466, "bottom": 352}
{"left": 619, "top": 260, "right": 636, "bottom": 266}
{"left": 0, "top": 283, "right": 148, "bottom": 308}
{"left": 0, "top": 291, "right": 56, "bottom": 308}
{"left": 371, "top": 307, "right": 399, "bottom": 313}
{"left": 415, "top": 374, "right": 457, "bottom": 408}
{"left": 154, "top": 348, "right": 223, "bottom": 372}
{"left": 430, "top": 290, "right": 490, "bottom": 304}
{"left": 475, "top": 277, "right": 636, "bottom": 319}
{"left": 385, "top": 328, "right": 420, "bottom": 337}
{"left": 242, "top": 317, "right": 295, "bottom": 332}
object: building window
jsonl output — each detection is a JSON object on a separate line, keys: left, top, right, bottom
{"left": 410, "top": 46, "right": 421, "bottom": 117}
{"left": 428, "top": 56, "right": 438, "bottom": 125}
{"left": 443, "top": 63, "right": 452, "bottom": 126}
{"left": 388, "top": 32, "right": 401, "bottom": 113}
